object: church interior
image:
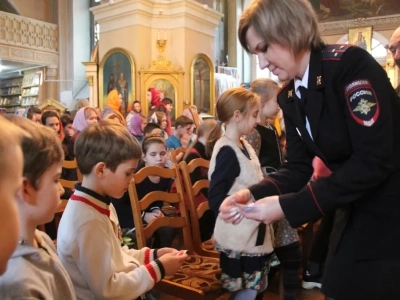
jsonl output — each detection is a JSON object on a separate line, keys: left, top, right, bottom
{"left": 0, "top": 0, "right": 399, "bottom": 299}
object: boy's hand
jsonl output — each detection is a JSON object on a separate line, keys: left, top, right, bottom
{"left": 157, "top": 247, "right": 177, "bottom": 257}
{"left": 143, "top": 212, "right": 158, "bottom": 223}
{"left": 153, "top": 209, "right": 163, "bottom": 217}
{"left": 158, "top": 252, "right": 188, "bottom": 275}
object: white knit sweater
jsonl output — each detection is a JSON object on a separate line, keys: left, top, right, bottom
{"left": 209, "top": 135, "right": 274, "bottom": 254}
{"left": 57, "top": 188, "right": 163, "bottom": 300}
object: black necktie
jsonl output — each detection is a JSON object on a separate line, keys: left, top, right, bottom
{"left": 296, "top": 86, "right": 307, "bottom": 124}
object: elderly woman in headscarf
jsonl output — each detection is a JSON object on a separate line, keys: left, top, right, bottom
{"left": 67, "top": 106, "right": 98, "bottom": 160}
{"left": 102, "top": 89, "right": 126, "bottom": 126}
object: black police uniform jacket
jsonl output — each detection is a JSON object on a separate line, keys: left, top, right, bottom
{"left": 249, "top": 44, "right": 400, "bottom": 261}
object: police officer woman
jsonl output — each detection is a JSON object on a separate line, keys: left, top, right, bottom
{"left": 218, "top": 0, "right": 400, "bottom": 299}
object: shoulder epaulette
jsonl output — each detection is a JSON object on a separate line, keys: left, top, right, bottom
{"left": 322, "top": 44, "right": 351, "bottom": 61}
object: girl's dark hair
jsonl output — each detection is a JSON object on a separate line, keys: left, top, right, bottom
{"left": 41, "top": 110, "right": 60, "bottom": 125}
{"left": 60, "top": 113, "right": 73, "bottom": 127}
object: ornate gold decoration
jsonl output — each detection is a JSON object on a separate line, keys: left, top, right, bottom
{"left": 156, "top": 39, "right": 167, "bottom": 53}
{"left": 37, "top": 98, "right": 68, "bottom": 113}
{"left": 139, "top": 56, "right": 185, "bottom": 117}
{"left": 150, "top": 56, "right": 173, "bottom": 71}
{"left": 288, "top": 90, "right": 293, "bottom": 98}
{"left": 87, "top": 76, "right": 93, "bottom": 87}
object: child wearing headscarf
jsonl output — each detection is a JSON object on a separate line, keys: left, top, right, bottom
{"left": 102, "top": 90, "right": 126, "bottom": 126}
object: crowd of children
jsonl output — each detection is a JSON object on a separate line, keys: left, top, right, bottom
{"left": 0, "top": 80, "right": 324, "bottom": 300}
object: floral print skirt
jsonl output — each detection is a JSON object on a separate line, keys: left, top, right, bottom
{"left": 216, "top": 244, "right": 280, "bottom": 292}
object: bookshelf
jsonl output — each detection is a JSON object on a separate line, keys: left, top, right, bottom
{"left": 0, "top": 71, "right": 43, "bottom": 113}
{"left": 21, "top": 71, "right": 42, "bottom": 107}
{"left": 0, "top": 76, "right": 23, "bottom": 113}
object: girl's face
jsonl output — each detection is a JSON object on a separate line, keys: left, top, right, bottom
{"left": 133, "top": 102, "right": 141, "bottom": 113}
{"left": 238, "top": 103, "right": 259, "bottom": 136}
{"left": 141, "top": 118, "right": 148, "bottom": 131}
{"left": 143, "top": 142, "right": 167, "bottom": 168}
{"left": 260, "top": 95, "right": 280, "bottom": 120}
{"left": 160, "top": 117, "right": 167, "bottom": 130}
{"left": 86, "top": 110, "right": 98, "bottom": 125}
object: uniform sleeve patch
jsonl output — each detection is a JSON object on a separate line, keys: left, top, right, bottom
{"left": 344, "top": 79, "right": 379, "bottom": 127}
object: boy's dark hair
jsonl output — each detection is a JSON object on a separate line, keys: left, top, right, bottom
{"left": 41, "top": 110, "right": 59, "bottom": 125}
{"left": 60, "top": 114, "right": 73, "bottom": 127}
{"left": 174, "top": 115, "right": 193, "bottom": 129}
{"left": 75, "top": 120, "right": 142, "bottom": 175}
{"left": 5, "top": 115, "right": 64, "bottom": 189}
{"left": 162, "top": 97, "right": 173, "bottom": 105}
{"left": 143, "top": 123, "right": 161, "bottom": 135}
{"left": 133, "top": 100, "right": 140, "bottom": 105}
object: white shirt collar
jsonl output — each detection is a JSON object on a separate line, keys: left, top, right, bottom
{"left": 294, "top": 65, "right": 309, "bottom": 97}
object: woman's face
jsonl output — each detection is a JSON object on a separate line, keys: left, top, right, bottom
{"left": 133, "top": 102, "right": 141, "bottom": 113}
{"left": 160, "top": 117, "right": 167, "bottom": 130}
{"left": 246, "top": 26, "right": 300, "bottom": 81}
{"left": 146, "top": 91, "right": 152, "bottom": 103}
{"left": 86, "top": 110, "right": 98, "bottom": 125}
{"left": 143, "top": 142, "right": 167, "bottom": 168}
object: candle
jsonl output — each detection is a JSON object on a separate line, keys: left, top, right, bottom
{"left": 164, "top": 30, "right": 167, "bottom": 41}
{"left": 157, "top": 30, "right": 160, "bottom": 41}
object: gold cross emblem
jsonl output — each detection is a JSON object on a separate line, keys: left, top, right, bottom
{"left": 288, "top": 89, "right": 293, "bottom": 97}
{"left": 316, "top": 76, "right": 322, "bottom": 85}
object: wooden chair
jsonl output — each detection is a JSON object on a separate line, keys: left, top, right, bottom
{"left": 178, "top": 159, "right": 218, "bottom": 258}
{"left": 59, "top": 158, "right": 82, "bottom": 190}
{"left": 169, "top": 146, "right": 186, "bottom": 164}
{"left": 128, "top": 165, "right": 229, "bottom": 300}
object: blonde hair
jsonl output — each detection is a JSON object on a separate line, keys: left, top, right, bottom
{"left": 5, "top": 116, "right": 63, "bottom": 189}
{"left": 238, "top": 0, "right": 323, "bottom": 54}
{"left": 75, "top": 120, "right": 142, "bottom": 174}
{"left": 84, "top": 107, "right": 97, "bottom": 119}
{"left": 154, "top": 111, "right": 166, "bottom": 126}
{"left": 205, "top": 88, "right": 258, "bottom": 157}
{"left": 250, "top": 78, "right": 280, "bottom": 105}
{"left": 74, "top": 98, "right": 89, "bottom": 111}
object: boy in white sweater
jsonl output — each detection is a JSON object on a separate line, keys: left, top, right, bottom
{"left": 0, "top": 116, "right": 76, "bottom": 299}
{"left": 57, "top": 120, "right": 187, "bottom": 300}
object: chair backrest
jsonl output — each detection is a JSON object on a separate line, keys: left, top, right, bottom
{"left": 59, "top": 158, "right": 82, "bottom": 189}
{"left": 128, "top": 165, "right": 194, "bottom": 252}
{"left": 179, "top": 159, "right": 216, "bottom": 256}
{"left": 169, "top": 146, "right": 186, "bottom": 164}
